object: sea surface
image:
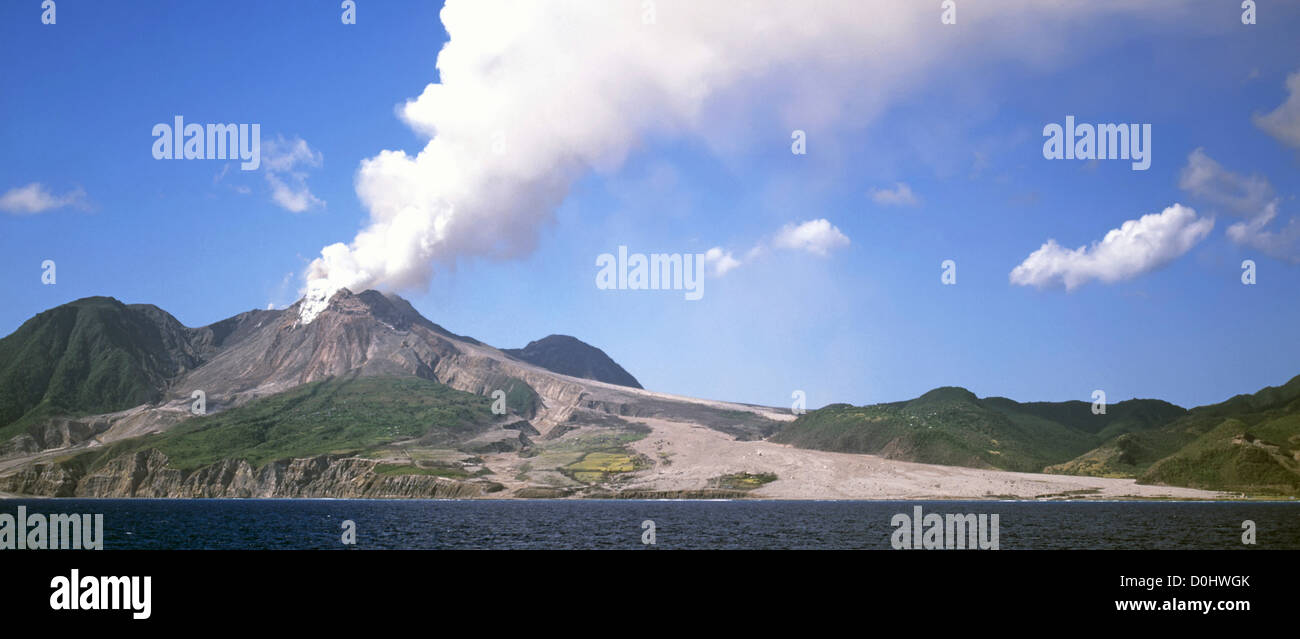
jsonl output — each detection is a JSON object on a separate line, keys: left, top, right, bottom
{"left": 2, "top": 499, "right": 1297, "bottom": 550}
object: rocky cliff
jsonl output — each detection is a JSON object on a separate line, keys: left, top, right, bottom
{"left": 0, "top": 449, "right": 493, "bottom": 499}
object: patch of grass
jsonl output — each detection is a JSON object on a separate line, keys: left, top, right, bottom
{"left": 546, "top": 428, "right": 649, "bottom": 452}
{"left": 500, "top": 378, "right": 541, "bottom": 418}
{"left": 562, "top": 451, "right": 643, "bottom": 484}
{"left": 568, "top": 452, "right": 637, "bottom": 473}
{"left": 94, "top": 375, "right": 496, "bottom": 470}
{"left": 711, "top": 472, "right": 778, "bottom": 491}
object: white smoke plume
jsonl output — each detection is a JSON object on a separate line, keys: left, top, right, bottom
{"left": 306, "top": 0, "right": 1186, "bottom": 295}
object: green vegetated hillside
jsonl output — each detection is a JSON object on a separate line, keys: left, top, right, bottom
{"left": 0, "top": 297, "right": 194, "bottom": 441}
{"left": 1049, "top": 375, "right": 1300, "bottom": 495}
{"left": 980, "top": 396, "right": 1186, "bottom": 441}
{"left": 87, "top": 374, "right": 500, "bottom": 471}
{"left": 775, "top": 377, "right": 1300, "bottom": 495}
{"left": 499, "top": 377, "right": 541, "bottom": 420}
{"left": 771, "top": 387, "right": 1186, "bottom": 474}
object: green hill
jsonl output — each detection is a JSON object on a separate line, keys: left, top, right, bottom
{"left": 1050, "top": 375, "right": 1300, "bottom": 494}
{"left": 768, "top": 386, "right": 1175, "bottom": 472}
{"left": 981, "top": 396, "right": 1185, "bottom": 440}
{"left": 0, "top": 297, "right": 198, "bottom": 441}
{"left": 774, "top": 375, "right": 1300, "bottom": 495}
{"left": 1141, "top": 421, "right": 1300, "bottom": 495}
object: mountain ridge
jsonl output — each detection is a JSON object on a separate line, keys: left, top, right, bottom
{"left": 0, "top": 293, "right": 1288, "bottom": 498}
{"left": 0, "top": 292, "right": 784, "bottom": 481}
{"left": 504, "top": 334, "right": 643, "bottom": 389}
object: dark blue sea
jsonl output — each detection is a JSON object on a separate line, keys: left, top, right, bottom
{"left": 2, "top": 499, "right": 1297, "bottom": 550}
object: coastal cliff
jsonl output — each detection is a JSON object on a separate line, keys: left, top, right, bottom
{"left": 0, "top": 449, "right": 494, "bottom": 499}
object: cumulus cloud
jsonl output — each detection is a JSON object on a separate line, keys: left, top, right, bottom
{"left": 870, "top": 182, "right": 919, "bottom": 206}
{"left": 305, "top": 0, "right": 1185, "bottom": 294}
{"left": 0, "top": 183, "right": 87, "bottom": 215}
{"left": 703, "top": 219, "right": 849, "bottom": 277}
{"left": 1254, "top": 71, "right": 1300, "bottom": 149}
{"left": 1010, "top": 204, "right": 1213, "bottom": 290}
{"left": 704, "top": 247, "right": 741, "bottom": 276}
{"left": 1179, "top": 148, "right": 1299, "bottom": 262}
{"left": 263, "top": 136, "right": 324, "bottom": 213}
{"left": 771, "top": 219, "right": 851, "bottom": 257}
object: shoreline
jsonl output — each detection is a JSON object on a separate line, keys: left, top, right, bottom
{"left": 5, "top": 494, "right": 1292, "bottom": 502}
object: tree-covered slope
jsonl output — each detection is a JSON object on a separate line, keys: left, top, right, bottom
{"left": 1049, "top": 375, "right": 1300, "bottom": 494}
{"left": 770, "top": 387, "right": 1112, "bottom": 472}
{"left": 0, "top": 296, "right": 199, "bottom": 440}
{"left": 89, "top": 374, "right": 500, "bottom": 470}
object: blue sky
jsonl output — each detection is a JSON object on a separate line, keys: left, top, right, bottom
{"left": 2, "top": 1, "right": 1299, "bottom": 410}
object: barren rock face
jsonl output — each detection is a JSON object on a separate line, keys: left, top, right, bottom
{"left": 0, "top": 449, "right": 490, "bottom": 499}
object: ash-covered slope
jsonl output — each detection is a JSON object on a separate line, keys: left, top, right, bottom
{"left": 505, "top": 334, "right": 642, "bottom": 389}
{"left": 161, "top": 287, "right": 773, "bottom": 436}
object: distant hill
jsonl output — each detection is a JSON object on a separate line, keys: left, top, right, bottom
{"left": 771, "top": 386, "right": 1184, "bottom": 473}
{"left": 1049, "top": 375, "right": 1300, "bottom": 495}
{"left": 504, "top": 334, "right": 642, "bottom": 389}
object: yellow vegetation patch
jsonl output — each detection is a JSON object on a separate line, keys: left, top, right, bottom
{"left": 564, "top": 452, "right": 639, "bottom": 483}
{"left": 568, "top": 452, "right": 636, "bottom": 473}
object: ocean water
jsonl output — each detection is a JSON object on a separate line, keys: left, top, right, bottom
{"left": 2, "top": 499, "right": 1297, "bottom": 550}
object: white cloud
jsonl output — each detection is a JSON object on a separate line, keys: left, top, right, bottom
{"left": 1225, "top": 201, "right": 1300, "bottom": 264}
{"left": 1179, "top": 148, "right": 1299, "bottom": 263}
{"left": 0, "top": 183, "right": 87, "bottom": 215}
{"left": 703, "top": 219, "right": 850, "bottom": 277}
{"left": 869, "top": 182, "right": 918, "bottom": 206}
{"left": 771, "top": 219, "right": 851, "bottom": 257}
{"left": 263, "top": 136, "right": 324, "bottom": 213}
{"left": 1010, "top": 204, "right": 1213, "bottom": 291}
{"left": 1254, "top": 71, "right": 1300, "bottom": 149}
{"left": 704, "top": 247, "right": 741, "bottom": 276}
{"left": 305, "top": 0, "right": 1188, "bottom": 294}
{"left": 1178, "top": 148, "right": 1272, "bottom": 213}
